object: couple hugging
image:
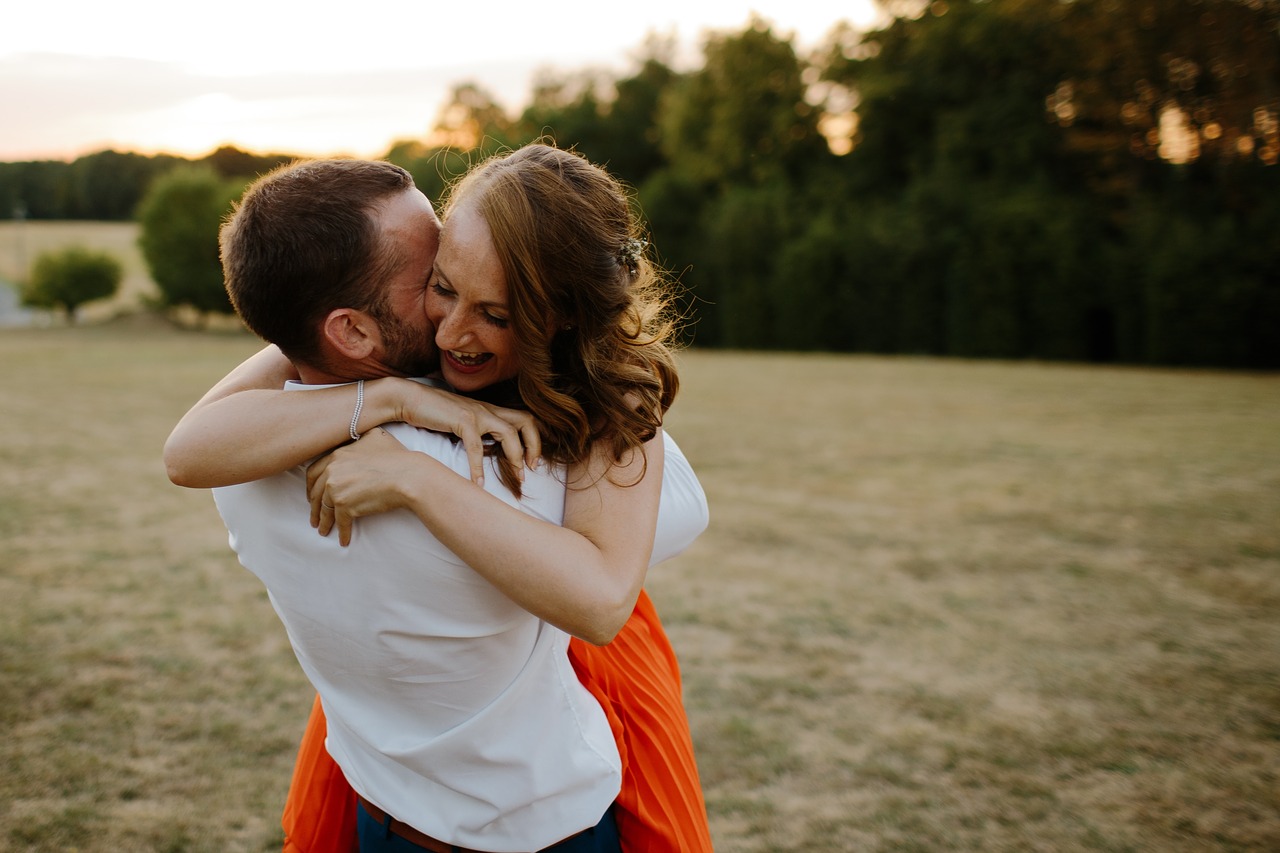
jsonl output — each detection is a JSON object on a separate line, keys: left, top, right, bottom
{"left": 165, "top": 142, "right": 714, "bottom": 853}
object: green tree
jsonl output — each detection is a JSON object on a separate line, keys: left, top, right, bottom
{"left": 515, "top": 39, "right": 682, "bottom": 188}
{"left": 517, "top": 68, "right": 614, "bottom": 155}
{"left": 199, "top": 145, "right": 292, "bottom": 182}
{"left": 1047, "top": 0, "right": 1280, "bottom": 366}
{"left": 657, "top": 17, "right": 829, "bottom": 191}
{"left": 429, "top": 82, "right": 518, "bottom": 153}
{"left": 383, "top": 141, "right": 472, "bottom": 206}
{"left": 818, "top": 1, "right": 1116, "bottom": 358}
{"left": 642, "top": 19, "right": 832, "bottom": 345}
{"left": 774, "top": 207, "right": 865, "bottom": 352}
{"left": 0, "top": 151, "right": 191, "bottom": 221}
{"left": 1126, "top": 177, "right": 1280, "bottom": 367}
{"left": 381, "top": 83, "right": 518, "bottom": 205}
{"left": 824, "top": 0, "right": 1076, "bottom": 192}
{"left": 20, "top": 246, "right": 122, "bottom": 323}
{"left": 1057, "top": 0, "right": 1280, "bottom": 179}
{"left": 0, "top": 160, "right": 73, "bottom": 219}
{"left": 137, "top": 166, "right": 244, "bottom": 321}
{"left": 597, "top": 51, "right": 682, "bottom": 187}
{"left": 65, "top": 150, "right": 184, "bottom": 220}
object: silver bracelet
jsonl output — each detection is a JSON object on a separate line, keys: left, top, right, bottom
{"left": 349, "top": 379, "right": 364, "bottom": 441}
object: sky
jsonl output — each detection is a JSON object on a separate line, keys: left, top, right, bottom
{"left": 1, "top": 0, "right": 884, "bottom": 163}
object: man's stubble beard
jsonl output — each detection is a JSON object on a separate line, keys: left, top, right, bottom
{"left": 377, "top": 311, "right": 439, "bottom": 378}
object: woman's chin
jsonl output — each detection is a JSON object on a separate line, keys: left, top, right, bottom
{"left": 442, "top": 354, "right": 521, "bottom": 393}
{"left": 441, "top": 365, "right": 490, "bottom": 392}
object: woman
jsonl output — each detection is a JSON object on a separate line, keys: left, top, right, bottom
{"left": 166, "top": 143, "right": 713, "bottom": 853}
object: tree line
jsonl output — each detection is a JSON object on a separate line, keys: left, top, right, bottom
{"left": 4, "top": 0, "right": 1278, "bottom": 368}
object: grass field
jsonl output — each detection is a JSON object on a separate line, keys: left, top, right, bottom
{"left": 1, "top": 321, "right": 1277, "bottom": 852}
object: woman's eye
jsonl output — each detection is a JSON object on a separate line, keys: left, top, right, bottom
{"left": 485, "top": 314, "right": 509, "bottom": 328}
{"left": 430, "top": 283, "right": 453, "bottom": 297}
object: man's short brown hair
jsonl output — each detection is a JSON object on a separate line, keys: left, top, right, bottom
{"left": 220, "top": 159, "right": 414, "bottom": 364}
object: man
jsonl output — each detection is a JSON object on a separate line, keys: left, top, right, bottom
{"left": 201, "top": 160, "right": 707, "bottom": 853}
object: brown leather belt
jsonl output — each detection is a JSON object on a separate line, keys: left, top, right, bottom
{"left": 357, "top": 795, "right": 489, "bottom": 853}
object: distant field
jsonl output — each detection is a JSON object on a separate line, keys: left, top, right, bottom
{"left": 0, "top": 221, "right": 153, "bottom": 321}
{"left": 1, "top": 323, "right": 1277, "bottom": 851}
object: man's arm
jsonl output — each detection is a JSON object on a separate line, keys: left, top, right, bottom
{"left": 164, "top": 345, "right": 537, "bottom": 488}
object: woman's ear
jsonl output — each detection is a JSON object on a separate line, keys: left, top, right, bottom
{"left": 321, "top": 308, "right": 378, "bottom": 360}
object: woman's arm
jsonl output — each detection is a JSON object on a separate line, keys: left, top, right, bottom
{"left": 163, "top": 345, "right": 538, "bottom": 488}
{"left": 307, "top": 428, "right": 667, "bottom": 645}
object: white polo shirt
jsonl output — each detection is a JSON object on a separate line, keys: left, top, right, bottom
{"left": 212, "top": 383, "right": 708, "bottom": 851}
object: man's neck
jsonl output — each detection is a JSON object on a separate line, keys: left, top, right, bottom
{"left": 294, "top": 359, "right": 400, "bottom": 386}
{"left": 294, "top": 364, "right": 354, "bottom": 385}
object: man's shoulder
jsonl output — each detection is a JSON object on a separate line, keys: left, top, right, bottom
{"left": 382, "top": 421, "right": 462, "bottom": 454}
{"left": 381, "top": 422, "right": 567, "bottom": 522}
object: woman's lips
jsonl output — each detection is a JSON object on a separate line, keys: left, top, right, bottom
{"left": 444, "top": 350, "right": 494, "bottom": 374}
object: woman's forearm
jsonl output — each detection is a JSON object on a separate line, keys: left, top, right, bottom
{"left": 320, "top": 434, "right": 665, "bottom": 644}
{"left": 165, "top": 346, "right": 537, "bottom": 489}
{"left": 164, "top": 385, "right": 395, "bottom": 488}
{"left": 405, "top": 460, "right": 659, "bottom": 645}
{"left": 163, "top": 346, "right": 403, "bottom": 488}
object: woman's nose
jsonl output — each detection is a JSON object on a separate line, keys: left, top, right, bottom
{"left": 432, "top": 305, "right": 467, "bottom": 348}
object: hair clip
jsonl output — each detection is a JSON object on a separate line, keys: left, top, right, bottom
{"left": 618, "top": 238, "right": 647, "bottom": 275}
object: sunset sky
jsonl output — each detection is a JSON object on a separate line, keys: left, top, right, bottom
{"left": 2, "top": 0, "right": 883, "bottom": 162}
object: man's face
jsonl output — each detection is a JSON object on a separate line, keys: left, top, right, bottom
{"left": 366, "top": 187, "right": 441, "bottom": 377}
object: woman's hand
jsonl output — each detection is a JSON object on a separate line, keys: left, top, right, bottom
{"left": 307, "top": 428, "right": 429, "bottom": 546}
{"left": 385, "top": 379, "right": 540, "bottom": 486}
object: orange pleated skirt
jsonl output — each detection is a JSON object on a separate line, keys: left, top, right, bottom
{"left": 281, "top": 589, "right": 713, "bottom": 853}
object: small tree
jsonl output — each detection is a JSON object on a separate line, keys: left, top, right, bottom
{"left": 21, "top": 246, "right": 122, "bottom": 323}
{"left": 137, "top": 166, "right": 244, "bottom": 323}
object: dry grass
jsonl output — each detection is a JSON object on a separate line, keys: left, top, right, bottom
{"left": 1, "top": 323, "right": 1277, "bottom": 852}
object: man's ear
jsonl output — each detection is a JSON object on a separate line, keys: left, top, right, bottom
{"left": 321, "top": 308, "right": 379, "bottom": 360}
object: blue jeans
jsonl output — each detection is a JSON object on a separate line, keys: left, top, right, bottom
{"left": 356, "top": 800, "right": 621, "bottom": 853}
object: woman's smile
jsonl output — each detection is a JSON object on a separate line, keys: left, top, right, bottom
{"left": 444, "top": 350, "right": 495, "bottom": 371}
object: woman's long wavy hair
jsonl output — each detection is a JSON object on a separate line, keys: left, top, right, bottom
{"left": 441, "top": 143, "right": 680, "bottom": 477}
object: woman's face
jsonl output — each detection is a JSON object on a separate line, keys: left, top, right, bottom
{"left": 426, "top": 201, "right": 521, "bottom": 393}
